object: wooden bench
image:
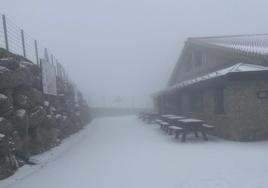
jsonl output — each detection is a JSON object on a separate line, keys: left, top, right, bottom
{"left": 202, "top": 124, "right": 215, "bottom": 131}
{"left": 159, "top": 121, "right": 169, "bottom": 131}
{"left": 167, "top": 126, "right": 183, "bottom": 136}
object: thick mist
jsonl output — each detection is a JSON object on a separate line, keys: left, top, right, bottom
{"left": 2, "top": 0, "right": 268, "bottom": 107}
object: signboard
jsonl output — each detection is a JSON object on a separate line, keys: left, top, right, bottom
{"left": 41, "top": 58, "right": 57, "bottom": 96}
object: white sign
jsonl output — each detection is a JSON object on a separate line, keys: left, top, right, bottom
{"left": 41, "top": 59, "right": 57, "bottom": 96}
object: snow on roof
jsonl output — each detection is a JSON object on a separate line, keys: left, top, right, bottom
{"left": 157, "top": 63, "right": 268, "bottom": 96}
{"left": 196, "top": 34, "right": 268, "bottom": 55}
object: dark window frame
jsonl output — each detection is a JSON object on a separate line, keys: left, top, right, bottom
{"left": 190, "top": 91, "right": 204, "bottom": 113}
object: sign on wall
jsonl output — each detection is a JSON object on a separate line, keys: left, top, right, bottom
{"left": 41, "top": 58, "right": 57, "bottom": 96}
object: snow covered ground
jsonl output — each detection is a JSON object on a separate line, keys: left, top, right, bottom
{"left": 2, "top": 116, "right": 268, "bottom": 188}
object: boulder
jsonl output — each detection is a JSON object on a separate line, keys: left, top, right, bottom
{"left": 29, "top": 106, "right": 46, "bottom": 129}
{"left": 1, "top": 90, "right": 14, "bottom": 105}
{"left": 28, "top": 88, "right": 43, "bottom": 106}
{"left": 16, "top": 66, "right": 35, "bottom": 87}
{"left": 0, "top": 134, "right": 9, "bottom": 156}
{"left": 32, "top": 76, "right": 42, "bottom": 90}
{"left": 14, "top": 88, "right": 43, "bottom": 109}
{"left": 11, "top": 109, "right": 29, "bottom": 136}
{"left": 0, "top": 118, "right": 13, "bottom": 135}
{"left": 0, "top": 66, "right": 24, "bottom": 89}
{"left": 14, "top": 93, "right": 31, "bottom": 109}
{"left": 0, "top": 93, "right": 12, "bottom": 114}
{"left": 0, "top": 58, "right": 20, "bottom": 71}
{"left": 41, "top": 115, "right": 57, "bottom": 129}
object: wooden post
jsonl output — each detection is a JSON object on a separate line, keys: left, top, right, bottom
{"left": 34, "top": 40, "right": 39, "bottom": 65}
{"left": 21, "top": 29, "right": 26, "bottom": 57}
{"left": 2, "top": 15, "right": 9, "bottom": 51}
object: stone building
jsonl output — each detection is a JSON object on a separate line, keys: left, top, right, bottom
{"left": 154, "top": 34, "right": 268, "bottom": 141}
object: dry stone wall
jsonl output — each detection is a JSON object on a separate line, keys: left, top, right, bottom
{"left": 0, "top": 49, "right": 91, "bottom": 179}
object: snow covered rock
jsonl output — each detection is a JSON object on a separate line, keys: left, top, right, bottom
{"left": 14, "top": 93, "right": 31, "bottom": 109}
{"left": 11, "top": 109, "right": 29, "bottom": 136}
{"left": 0, "top": 134, "right": 8, "bottom": 156}
{"left": 42, "top": 115, "right": 58, "bottom": 129}
{"left": 0, "top": 58, "right": 20, "bottom": 71}
{"left": 14, "top": 88, "right": 43, "bottom": 109}
{"left": 29, "top": 106, "right": 47, "bottom": 129}
{"left": 0, "top": 66, "right": 25, "bottom": 89}
{"left": 0, "top": 93, "right": 12, "bottom": 114}
{"left": 44, "top": 101, "right": 50, "bottom": 107}
{"left": 0, "top": 117, "right": 14, "bottom": 135}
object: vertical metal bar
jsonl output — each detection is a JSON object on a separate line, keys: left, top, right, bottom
{"left": 21, "top": 29, "right": 26, "bottom": 57}
{"left": 2, "top": 15, "right": 9, "bottom": 51}
{"left": 51, "top": 54, "right": 54, "bottom": 65}
{"left": 34, "top": 40, "right": 39, "bottom": 65}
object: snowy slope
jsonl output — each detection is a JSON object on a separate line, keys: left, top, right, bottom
{"left": 2, "top": 116, "right": 268, "bottom": 188}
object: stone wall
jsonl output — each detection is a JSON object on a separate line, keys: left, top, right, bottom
{"left": 0, "top": 49, "right": 91, "bottom": 179}
{"left": 167, "top": 80, "right": 268, "bottom": 141}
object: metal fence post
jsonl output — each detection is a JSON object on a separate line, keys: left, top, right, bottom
{"left": 21, "top": 29, "right": 26, "bottom": 57}
{"left": 34, "top": 40, "right": 39, "bottom": 65}
{"left": 51, "top": 54, "right": 54, "bottom": 65}
{"left": 2, "top": 15, "right": 9, "bottom": 51}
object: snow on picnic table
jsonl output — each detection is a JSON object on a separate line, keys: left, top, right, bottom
{"left": 2, "top": 116, "right": 268, "bottom": 188}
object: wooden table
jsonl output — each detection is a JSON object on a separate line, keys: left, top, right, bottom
{"left": 178, "top": 118, "right": 208, "bottom": 142}
{"left": 165, "top": 116, "right": 185, "bottom": 134}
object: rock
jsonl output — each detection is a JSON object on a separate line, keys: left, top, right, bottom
{"left": 14, "top": 93, "right": 31, "bottom": 109}
{"left": 1, "top": 90, "right": 14, "bottom": 105}
{"left": 0, "top": 153, "right": 19, "bottom": 180}
{"left": 19, "top": 62, "right": 40, "bottom": 76}
{"left": 44, "top": 101, "right": 50, "bottom": 107}
{"left": 14, "top": 88, "right": 43, "bottom": 109}
{"left": 17, "top": 66, "right": 35, "bottom": 87}
{"left": 28, "top": 88, "right": 43, "bottom": 106}
{"left": 32, "top": 76, "right": 42, "bottom": 90}
{"left": 0, "top": 93, "right": 12, "bottom": 114}
{"left": 41, "top": 115, "right": 57, "bottom": 129}
{"left": 29, "top": 106, "right": 46, "bottom": 129}
{"left": 11, "top": 109, "right": 29, "bottom": 136}
{"left": 1, "top": 109, "right": 13, "bottom": 119}
{"left": 0, "top": 58, "right": 20, "bottom": 71}
{"left": 0, "top": 66, "right": 24, "bottom": 89}
{"left": 0, "top": 134, "right": 10, "bottom": 156}
{"left": 0, "top": 118, "right": 13, "bottom": 135}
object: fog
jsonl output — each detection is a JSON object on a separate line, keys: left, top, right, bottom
{"left": 2, "top": 0, "right": 268, "bottom": 108}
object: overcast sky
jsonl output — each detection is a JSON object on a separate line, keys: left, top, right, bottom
{"left": 1, "top": 0, "right": 268, "bottom": 107}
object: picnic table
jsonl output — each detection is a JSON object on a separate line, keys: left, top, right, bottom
{"left": 177, "top": 118, "right": 208, "bottom": 142}
{"left": 139, "top": 112, "right": 159, "bottom": 123}
{"left": 165, "top": 116, "right": 185, "bottom": 134}
{"left": 160, "top": 115, "right": 184, "bottom": 132}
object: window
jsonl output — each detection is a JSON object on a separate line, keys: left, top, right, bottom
{"left": 190, "top": 91, "right": 204, "bottom": 112}
{"left": 214, "top": 88, "right": 225, "bottom": 114}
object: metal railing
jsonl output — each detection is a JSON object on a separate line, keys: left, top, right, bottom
{"left": 0, "top": 14, "right": 67, "bottom": 80}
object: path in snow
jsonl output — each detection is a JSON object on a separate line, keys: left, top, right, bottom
{"left": 3, "top": 116, "right": 268, "bottom": 188}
